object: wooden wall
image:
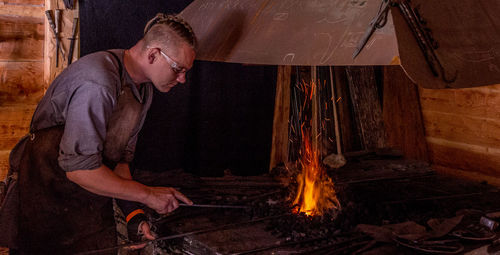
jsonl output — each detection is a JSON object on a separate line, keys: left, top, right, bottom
{"left": 0, "top": 0, "right": 45, "bottom": 180}
{"left": 420, "top": 84, "right": 500, "bottom": 185}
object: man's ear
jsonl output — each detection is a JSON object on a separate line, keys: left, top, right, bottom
{"left": 147, "top": 48, "right": 157, "bottom": 64}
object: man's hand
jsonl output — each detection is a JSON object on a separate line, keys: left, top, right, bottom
{"left": 145, "top": 187, "right": 193, "bottom": 214}
{"left": 127, "top": 221, "right": 156, "bottom": 250}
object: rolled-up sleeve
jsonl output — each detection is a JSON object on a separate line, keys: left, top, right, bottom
{"left": 58, "top": 84, "right": 116, "bottom": 171}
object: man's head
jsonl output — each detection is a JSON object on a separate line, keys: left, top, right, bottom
{"left": 140, "top": 14, "right": 197, "bottom": 92}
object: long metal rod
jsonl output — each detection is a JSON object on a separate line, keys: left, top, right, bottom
{"left": 179, "top": 203, "right": 249, "bottom": 209}
{"left": 329, "top": 66, "right": 342, "bottom": 155}
{"left": 76, "top": 214, "right": 290, "bottom": 255}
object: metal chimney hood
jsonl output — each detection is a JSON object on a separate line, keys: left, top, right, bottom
{"left": 180, "top": 0, "right": 500, "bottom": 89}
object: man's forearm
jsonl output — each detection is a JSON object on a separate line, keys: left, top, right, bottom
{"left": 114, "top": 163, "right": 133, "bottom": 180}
{"left": 66, "top": 165, "right": 150, "bottom": 203}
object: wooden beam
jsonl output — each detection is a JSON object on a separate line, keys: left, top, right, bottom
{"left": 0, "top": 61, "right": 45, "bottom": 104}
{"left": 0, "top": 104, "right": 36, "bottom": 150}
{"left": 0, "top": 2, "right": 44, "bottom": 20}
{"left": 0, "top": 150, "right": 10, "bottom": 181}
{"left": 269, "top": 65, "right": 291, "bottom": 170}
{"left": 433, "top": 165, "right": 500, "bottom": 187}
{"left": 427, "top": 137, "right": 500, "bottom": 178}
{"left": 0, "top": 15, "right": 44, "bottom": 61}
{"left": 3, "top": 0, "right": 44, "bottom": 4}
{"left": 423, "top": 111, "right": 500, "bottom": 150}
{"left": 420, "top": 85, "right": 500, "bottom": 120}
{"left": 383, "top": 66, "right": 428, "bottom": 161}
{"left": 333, "top": 67, "right": 359, "bottom": 153}
{"left": 346, "top": 66, "right": 385, "bottom": 150}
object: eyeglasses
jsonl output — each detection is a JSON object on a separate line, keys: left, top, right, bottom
{"left": 148, "top": 46, "right": 188, "bottom": 75}
{"left": 159, "top": 50, "right": 188, "bottom": 75}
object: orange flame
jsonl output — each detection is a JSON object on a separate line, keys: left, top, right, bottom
{"left": 292, "top": 129, "right": 340, "bottom": 216}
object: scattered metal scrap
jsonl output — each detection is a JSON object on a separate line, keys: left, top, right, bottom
{"left": 76, "top": 214, "right": 290, "bottom": 255}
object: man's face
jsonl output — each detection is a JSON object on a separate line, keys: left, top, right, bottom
{"left": 148, "top": 43, "right": 195, "bottom": 93}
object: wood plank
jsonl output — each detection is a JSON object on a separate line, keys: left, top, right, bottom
{"left": 423, "top": 111, "right": 500, "bottom": 150}
{"left": 419, "top": 84, "right": 500, "bottom": 120}
{"left": 433, "top": 165, "right": 500, "bottom": 188}
{"left": 0, "top": 38, "right": 44, "bottom": 61}
{"left": 4, "top": 0, "right": 43, "bottom": 4}
{"left": 427, "top": 137, "right": 500, "bottom": 178}
{"left": 0, "top": 150, "right": 10, "bottom": 181}
{"left": 345, "top": 66, "right": 385, "bottom": 150}
{"left": 0, "top": 15, "right": 45, "bottom": 61}
{"left": 0, "top": 61, "right": 45, "bottom": 104}
{"left": 269, "top": 65, "right": 291, "bottom": 170}
{"left": 0, "top": 104, "right": 36, "bottom": 150}
{"left": 0, "top": 16, "right": 44, "bottom": 38}
{"left": 383, "top": 66, "right": 428, "bottom": 161}
{"left": 0, "top": 13, "right": 44, "bottom": 61}
{"left": 334, "top": 67, "right": 360, "bottom": 153}
{"left": 0, "top": 2, "right": 44, "bottom": 20}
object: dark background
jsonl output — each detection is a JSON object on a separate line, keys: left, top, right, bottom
{"left": 79, "top": 0, "right": 277, "bottom": 176}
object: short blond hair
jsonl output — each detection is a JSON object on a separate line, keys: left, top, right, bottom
{"left": 143, "top": 13, "right": 197, "bottom": 51}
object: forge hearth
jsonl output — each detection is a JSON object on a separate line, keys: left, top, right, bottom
{"left": 132, "top": 154, "right": 500, "bottom": 255}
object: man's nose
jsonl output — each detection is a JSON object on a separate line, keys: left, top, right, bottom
{"left": 176, "top": 73, "right": 186, "bottom": 84}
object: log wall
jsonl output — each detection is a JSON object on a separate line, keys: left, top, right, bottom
{"left": 420, "top": 84, "right": 500, "bottom": 185}
{"left": 0, "top": 0, "right": 78, "bottom": 181}
{"left": 0, "top": 0, "right": 45, "bottom": 180}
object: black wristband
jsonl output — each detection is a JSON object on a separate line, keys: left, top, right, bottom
{"left": 127, "top": 213, "right": 148, "bottom": 242}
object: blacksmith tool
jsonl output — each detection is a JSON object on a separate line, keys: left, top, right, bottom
{"left": 397, "top": 0, "right": 457, "bottom": 83}
{"left": 352, "top": 0, "right": 392, "bottom": 59}
{"left": 54, "top": 9, "right": 61, "bottom": 67}
{"left": 45, "top": 10, "right": 57, "bottom": 66}
{"left": 45, "top": 10, "right": 63, "bottom": 67}
{"left": 67, "top": 17, "right": 78, "bottom": 65}
{"left": 63, "top": 0, "right": 74, "bottom": 9}
{"left": 179, "top": 203, "right": 249, "bottom": 209}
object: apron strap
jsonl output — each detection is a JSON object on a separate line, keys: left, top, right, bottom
{"left": 105, "top": 50, "right": 123, "bottom": 78}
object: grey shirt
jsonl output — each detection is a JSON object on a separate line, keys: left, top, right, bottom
{"left": 30, "top": 50, "right": 153, "bottom": 171}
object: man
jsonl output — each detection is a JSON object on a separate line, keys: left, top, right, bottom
{"left": 0, "top": 13, "right": 196, "bottom": 253}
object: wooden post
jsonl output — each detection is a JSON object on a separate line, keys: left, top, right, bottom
{"left": 334, "top": 67, "right": 359, "bottom": 153}
{"left": 346, "top": 66, "right": 386, "bottom": 150}
{"left": 383, "top": 66, "right": 428, "bottom": 161}
{"left": 269, "top": 65, "right": 291, "bottom": 170}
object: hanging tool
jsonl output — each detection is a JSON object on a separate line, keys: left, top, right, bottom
{"left": 352, "top": 0, "right": 392, "bottom": 59}
{"left": 397, "top": 0, "right": 456, "bottom": 83}
{"left": 45, "top": 10, "right": 58, "bottom": 66}
{"left": 63, "top": 0, "right": 74, "bottom": 9}
{"left": 54, "top": 9, "right": 62, "bottom": 67}
{"left": 67, "top": 17, "right": 78, "bottom": 65}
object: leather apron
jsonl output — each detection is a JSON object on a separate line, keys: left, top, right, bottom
{"left": 14, "top": 51, "right": 145, "bottom": 254}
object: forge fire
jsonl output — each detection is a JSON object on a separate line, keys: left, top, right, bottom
{"left": 292, "top": 128, "right": 340, "bottom": 216}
